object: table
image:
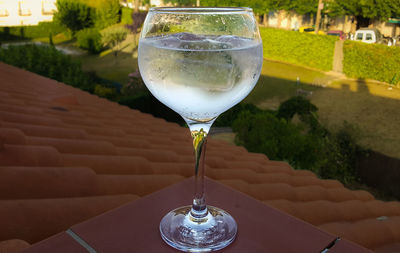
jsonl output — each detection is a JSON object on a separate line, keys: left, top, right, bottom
{"left": 22, "top": 177, "right": 373, "bottom": 252}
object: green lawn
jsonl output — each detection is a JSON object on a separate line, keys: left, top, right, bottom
{"left": 244, "top": 60, "right": 326, "bottom": 109}
{"left": 311, "top": 79, "right": 400, "bottom": 158}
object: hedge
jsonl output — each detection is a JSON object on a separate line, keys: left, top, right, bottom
{"left": 0, "top": 22, "right": 65, "bottom": 41}
{"left": 0, "top": 44, "right": 96, "bottom": 92}
{"left": 259, "top": 27, "right": 337, "bottom": 71}
{"left": 343, "top": 40, "right": 400, "bottom": 84}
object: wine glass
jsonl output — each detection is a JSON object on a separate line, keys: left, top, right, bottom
{"left": 138, "top": 7, "right": 263, "bottom": 252}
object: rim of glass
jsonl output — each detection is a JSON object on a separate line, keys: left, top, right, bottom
{"left": 149, "top": 7, "right": 253, "bottom": 14}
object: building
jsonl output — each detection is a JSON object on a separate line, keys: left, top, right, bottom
{"left": 0, "top": 0, "right": 56, "bottom": 27}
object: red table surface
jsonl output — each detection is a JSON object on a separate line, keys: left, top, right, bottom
{"left": 21, "top": 232, "right": 88, "bottom": 253}
{"left": 328, "top": 239, "right": 374, "bottom": 253}
{"left": 70, "top": 177, "right": 336, "bottom": 252}
{"left": 22, "top": 177, "right": 373, "bottom": 253}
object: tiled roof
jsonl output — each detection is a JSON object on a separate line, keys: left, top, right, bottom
{"left": 0, "top": 62, "right": 399, "bottom": 252}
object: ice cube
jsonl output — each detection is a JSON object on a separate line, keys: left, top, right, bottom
{"left": 157, "top": 36, "right": 181, "bottom": 48}
{"left": 176, "top": 32, "right": 205, "bottom": 41}
{"left": 214, "top": 35, "right": 249, "bottom": 48}
{"left": 171, "top": 51, "right": 239, "bottom": 91}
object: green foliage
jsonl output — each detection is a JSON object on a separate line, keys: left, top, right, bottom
{"left": 54, "top": 0, "right": 121, "bottom": 36}
{"left": 214, "top": 103, "right": 262, "bottom": 127}
{"left": 0, "top": 44, "right": 95, "bottom": 92}
{"left": 327, "top": 0, "right": 400, "bottom": 21}
{"left": 232, "top": 110, "right": 322, "bottom": 171}
{"left": 343, "top": 40, "right": 400, "bottom": 84}
{"left": 317, "top": 122, "right": 362, "bottom": 184}
{"left": 232, "top": 97, "right": 365, "bottom": 185}
{"left": 101, "top": 26, "right": 128, "bottom": 53}
{"left": 54, "top": 0, "right": 95, "bottom": 35}
{"left": 121, "top": 7, "right": 133, "bottom": 24}
{"left": 163, "top": 0, "right": 196, "bottom": 6}
{"left": 93, "top": 0, "right": 121, "bottom": 29}
{"left": 118, "top": 92, "right": 185, "bottom": 125}
{"left": 94, "top": 85, "right": 117, "bottom": 99}
{"left": 161, "top": 0, "right": 398, "bottom": 19}
{"left": 200, "top": 0, "right": 318, "bottom": 15}
{"left": 76, "top": 28, "right": 103, "bottom": 53}
{"left": 277, "top": 96, "right": 318, "bottom": 120}
{"left": 260, "top": 27, "right": 337, "bottom": 71}
{"left": 0, "top": 22, "right": 65, "bottom": 41}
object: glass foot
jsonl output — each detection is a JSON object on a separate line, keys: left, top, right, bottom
{"left": 160, "top": 205, "right": 237, "bottom": 252}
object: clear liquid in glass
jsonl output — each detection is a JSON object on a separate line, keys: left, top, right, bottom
{"left": 138, "top": 33, "right": 263, "bottom": 122}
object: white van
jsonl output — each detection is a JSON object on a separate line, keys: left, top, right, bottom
{"left": 354, "top": 28, "right": 382, "bottom": 44}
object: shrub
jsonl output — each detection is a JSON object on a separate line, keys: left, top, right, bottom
{"left": 214, "top": 103, "right": 262, "bottom": 127}
{"left": 54, "top": 0, "right": 95, "bottom": 35}
{"left": 259, "top": 27, "right": 337, "bottom": 71}
{"left": 94, "top": 85, "right": 117, "bottom": 99}
{"left": 76, "top": 28, "right": 103, "bottom": 53}
{"left": 118, "top": 92, "right": 185, "bottom": 125}
{"left": 277, "top": 96, "right": 318, "bottom": 120}
{"left": 0, "top": 44, "right": 96, "bottom": 92}
{"left": 0, "top": 22, "right": 65, "bottom": 41}
{"left": 54, "top": 0, "right": 121, "bottom": 37}
{"left": 317, "top": 122, "right": 364, "bottom": 184}
{"left": 101, "top": 25, "right": 128, "bottom": 56}
{"left": 232, "top": 110, "right": 322, "bottom": 171}
{"left": 343, "top": 40, "right": 400, "bottom": 84}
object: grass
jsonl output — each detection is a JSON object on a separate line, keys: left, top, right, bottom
{"left": 311, "top": 79, "right": 400, "bottom": 158}
{"left": 244, "top": 60, "right": 326, "bottom": 109}
{"left": 73, "top": 34, "right": 138, "bottom": 85}
{"left": 77, "top": 50, "right": 137, "bottom": 84}
{"left": 33, "top": 33, "right": 71, "bottom": 45}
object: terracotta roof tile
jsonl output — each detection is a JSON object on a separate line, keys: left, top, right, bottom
{"left": 0, "top": 62, "right": 399, "bottom": 252}
{"left": 0, "top": 111, "right": 64, "bottom": 127}
{"left": 61, "top": 154, "right": 152, "bottom": 174}
{"left": 319, "top": 217, "right": 400, "bottom": 249}
{"left": 0, "top": 195, "right": 138, "bottom": 243}
{"left": 2, "top": 122, "right": 88, "bottom": 139}
{"left": 0, "top": 239, "right": 30, "bottom": 253}
{"left": 26, "top": 136, "right": 118, "bottom": 155}
{"left": 0, "top": 145, "right": 61, "bottom": 167}
{"left": 0, "top": 128, "right": 26, "bottom": 145}
{"left": 0, "top": 166, "right": 98, "bottom": 199}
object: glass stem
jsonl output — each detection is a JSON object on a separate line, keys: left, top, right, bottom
{"left": 190, "top": 128, "right": 208, "bottom": 219}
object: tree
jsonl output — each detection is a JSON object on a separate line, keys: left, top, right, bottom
{"left": 163, "top": 0, "right": 196, "bottom": 6}
{"left": 94, "top": 0, "right": 121, "bottom": 29}
{"left": 327, "top": 0, "right": 400, "bottom": 28}
{"left": 292, "top": 0, "right": 318, "bottom": 15}
{"left": 101, "top": 26, "right": 128, "bottom": 63}
{"left": 54, "top": 0, "right": 94, "bottom": 36}
{"left": 125, "top": 11, "right": 147, "bottom": 47}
